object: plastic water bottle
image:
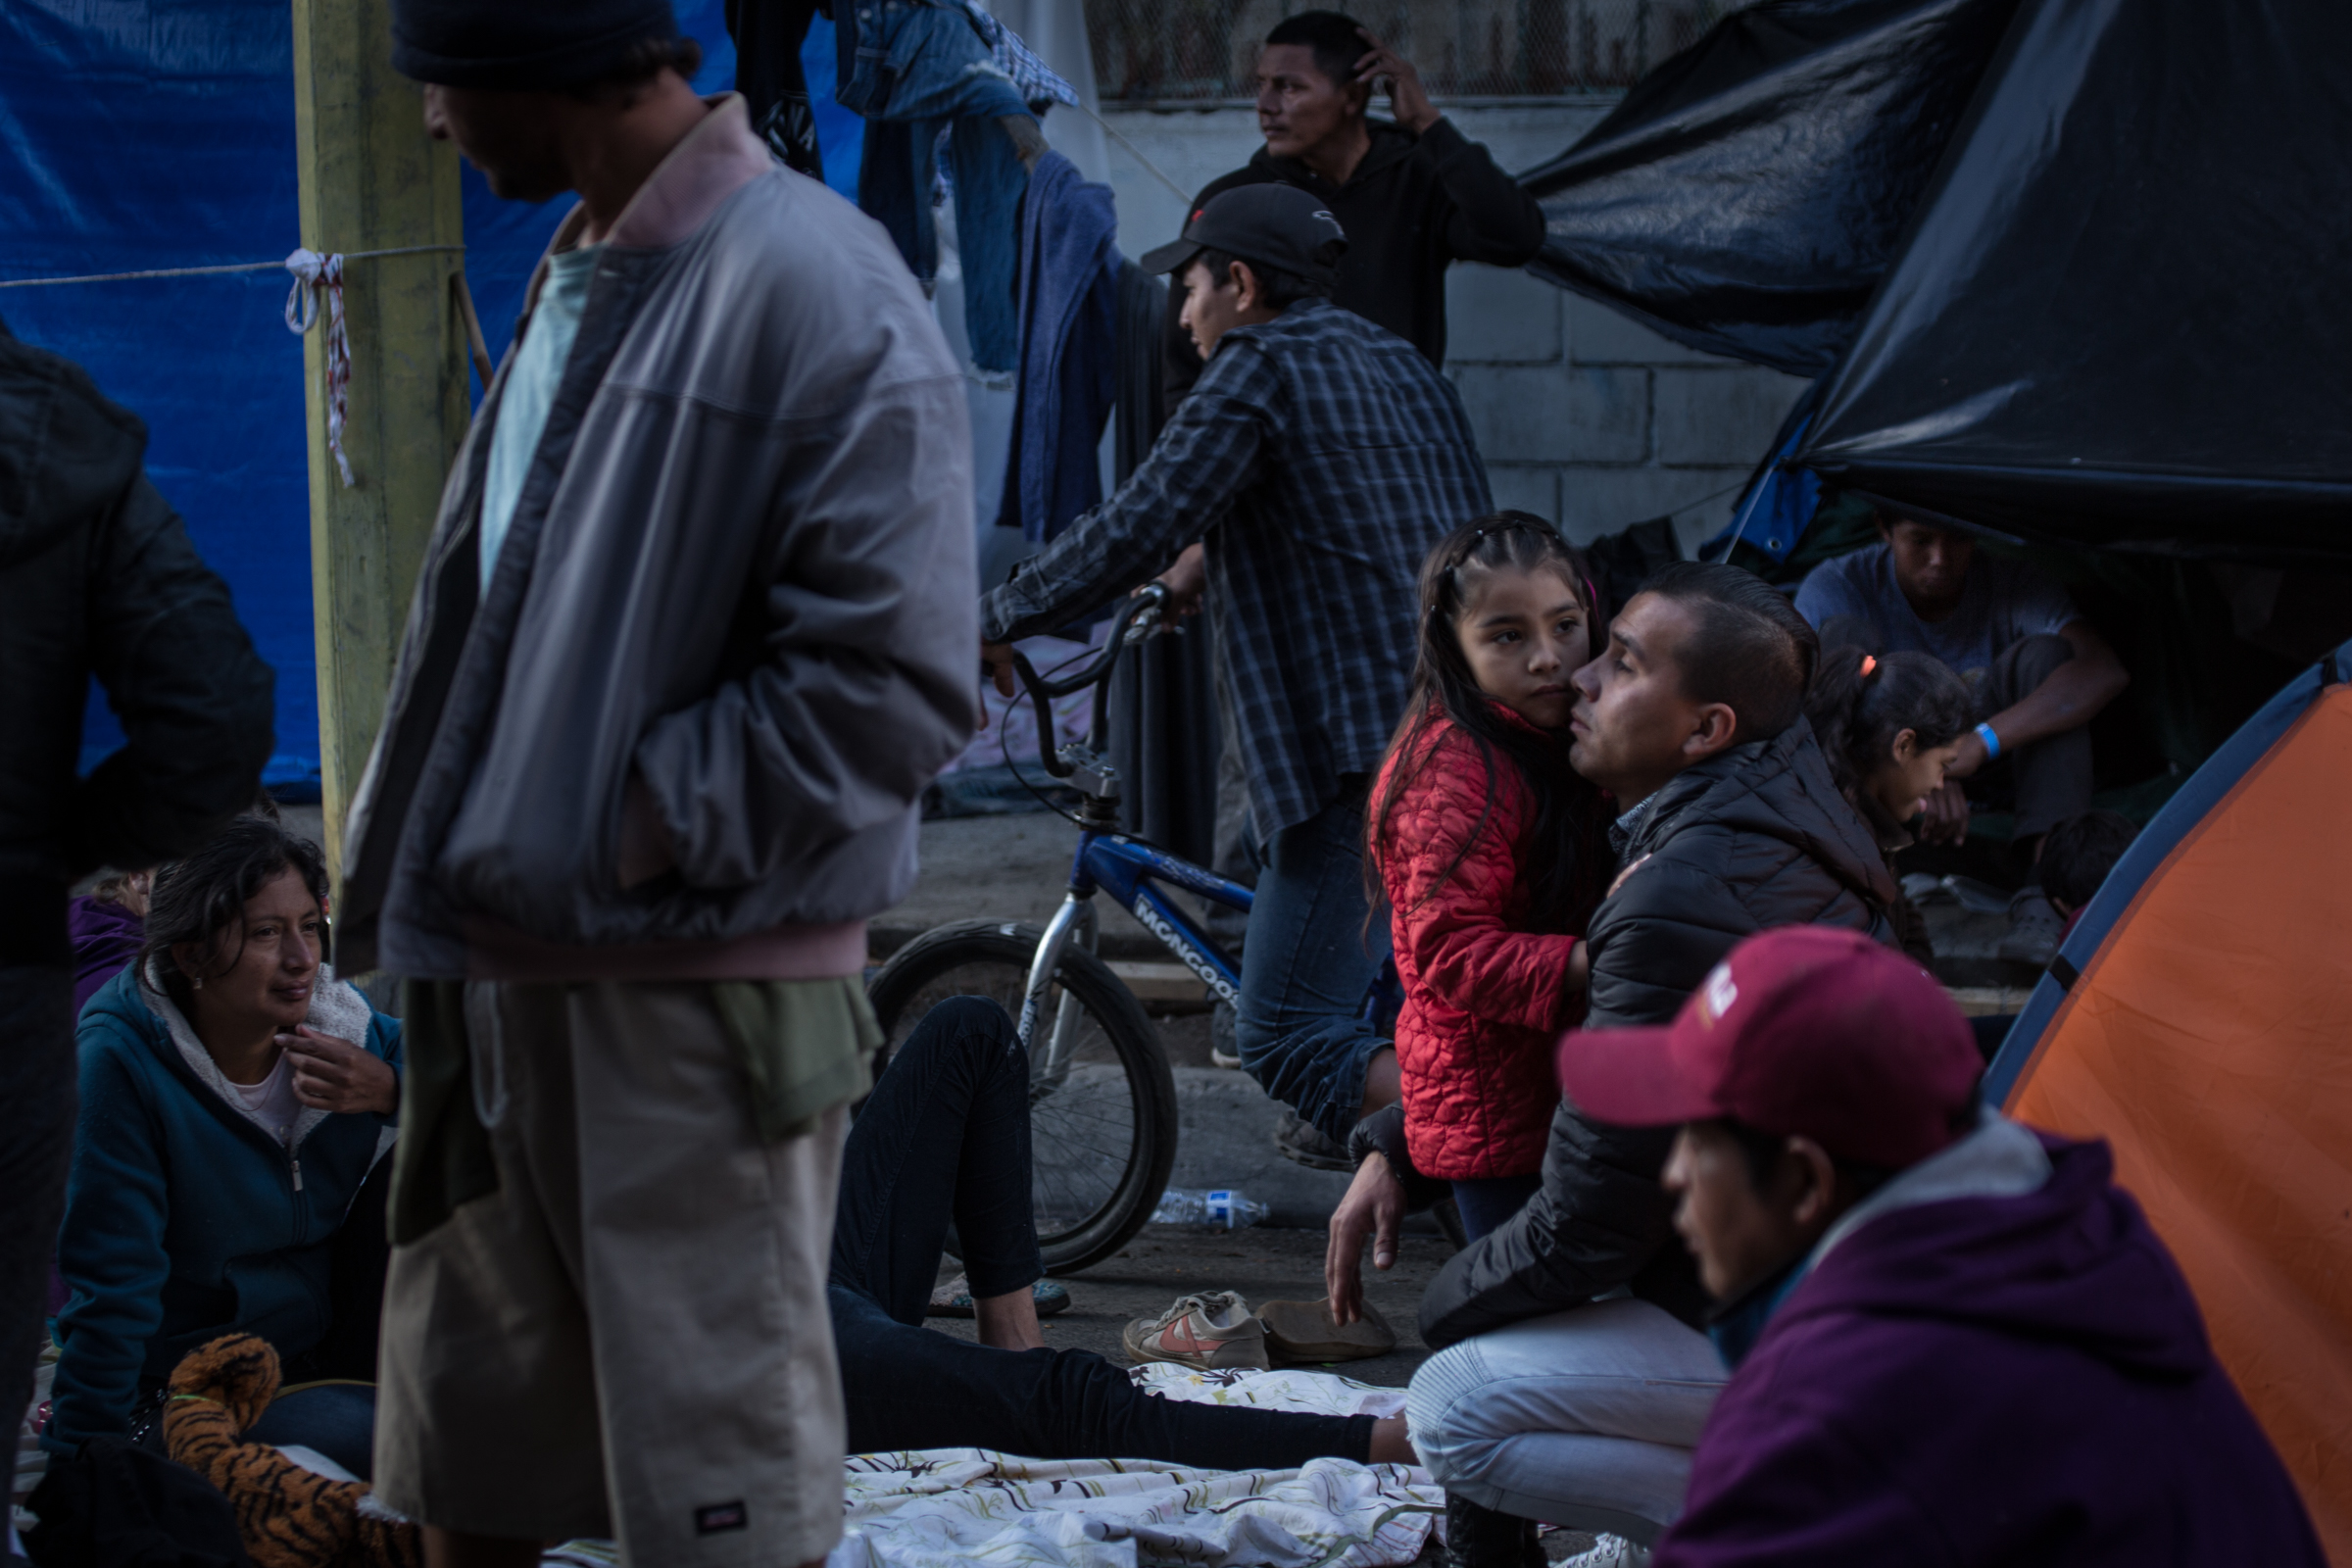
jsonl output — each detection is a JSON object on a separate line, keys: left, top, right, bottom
{"left": 1151, "top": 1187, "right": 1271, "bottom": 1229}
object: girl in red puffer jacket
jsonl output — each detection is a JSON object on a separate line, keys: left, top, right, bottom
{"left": 1366, "top": 514, "right": 1614, "bottom": 1240}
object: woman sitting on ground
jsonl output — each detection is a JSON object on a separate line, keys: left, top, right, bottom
{"left": 1804, "top": 645, "right": 1977, "bottom": 962}
{"left": 68, "top": 796, "right": 284, "bottom": 1016}
{"left": 48, "top": 816, "right": 401, "bottom": 1479}
{"left": 834, "top": 996, "right": 1414, "bottom": 1468}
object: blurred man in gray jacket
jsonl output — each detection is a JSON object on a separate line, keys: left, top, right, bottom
{"left": 344, "top": 4, "right": 976, "bottom": 1563}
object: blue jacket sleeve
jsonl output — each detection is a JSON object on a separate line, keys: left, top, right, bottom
{"left": 47, "top": 1035, "right": 172, "bottom": 1450}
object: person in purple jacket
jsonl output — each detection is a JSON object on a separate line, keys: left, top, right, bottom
{"left": 1554, "top": 923, "right": 2325, "bottom": 1568}
{"left": 68, "top": 874, "right": 147, "bottom": 1017}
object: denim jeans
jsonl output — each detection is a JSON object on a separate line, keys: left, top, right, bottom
{"left": 247, "top": 1383, "right": 378, "bottom": 1481}
{"left": 1235, "top": 785, "right": 1394, "bottom": 1147}
{"left": 1450, "top": 1174, "right": 1544, "bottom": 1244}
{"left": 830, "top": 997, "right": 1373, "bottom": 1466}
{"left": 1405, "top": 1298, "right": 1727, "bottom": 1544}
{"left": 843, "top": 0, "right": 1031, "bottom": 371}
{"left": 136, "top": 1382, "right": 378, "bottom": 1482}
{"left": 1978, "top": 632, "right": 2094, "bottom": 841}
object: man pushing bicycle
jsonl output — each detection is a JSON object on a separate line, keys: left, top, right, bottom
{"left": 979, "top": 184, "right": 1493, "bottom": 1165}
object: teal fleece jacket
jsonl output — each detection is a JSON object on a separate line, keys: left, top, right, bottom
{"left": 48, "top": 963, "right": 400, "bottom": 1449}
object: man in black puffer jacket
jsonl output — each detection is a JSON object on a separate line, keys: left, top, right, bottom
{"left": 0, "top": 320, "right": 274, "bottom": 1499}
{"left": 1329, "top": 563, "right": 1895, "bottom": 1563}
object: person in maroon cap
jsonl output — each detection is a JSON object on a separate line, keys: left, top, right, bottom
{"left": 1558, "top": 924, "right": 2325, "bottom": 1568}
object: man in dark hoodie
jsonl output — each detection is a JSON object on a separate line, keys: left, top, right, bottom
{"left": 1331, "top": 562, "right": 1896, "bottom": 1562}
{"left": 1151, "top": 10, "right": 1540, "bottom": 1163}
{"left": 0, "top": 321, "right": 273, "bottom": 1525}
{"left": 1161, "top": 9, "right": 1544, "bottom": 404}
{"left": 1560, "top": 922, "right": 2326, "bottom": 1568}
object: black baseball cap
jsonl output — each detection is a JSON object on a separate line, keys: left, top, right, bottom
{"left": 1140, "top": 184, "right": 1348, "bottom": 287}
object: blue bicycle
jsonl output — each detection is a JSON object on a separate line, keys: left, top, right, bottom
{"left": 866, "top": 584, "right": 1252, "bottom": 1272}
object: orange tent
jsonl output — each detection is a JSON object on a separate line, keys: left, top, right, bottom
{"left": 1988, "top": 638, "right": 2352, "bottom": 1561}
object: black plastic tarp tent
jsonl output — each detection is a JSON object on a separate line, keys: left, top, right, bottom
{"left": 1527, "top": 0, "right": 2352, "bottom": 560}
{"left": 1520, "top": 0, "right": 2020, "bottom": 377}
{"left": 1794, "top": 0, "right": 2352, "bottom": 561}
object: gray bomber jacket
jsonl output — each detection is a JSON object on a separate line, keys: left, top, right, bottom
{"left": 337, "top": 97, "right": 977, "bottom": 979}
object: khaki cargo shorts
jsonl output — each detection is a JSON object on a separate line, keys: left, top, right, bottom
{"left": 373, "top": 980, "right": 848, "bottom": 1566}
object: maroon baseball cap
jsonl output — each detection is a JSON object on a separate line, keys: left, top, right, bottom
{"left": 1557, "top": 926, "right": 1983, "bottom": 1170}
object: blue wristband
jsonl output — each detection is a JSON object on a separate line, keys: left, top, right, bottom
{"left": 1975, "top": 721, "right": 2002, "bottom": 760}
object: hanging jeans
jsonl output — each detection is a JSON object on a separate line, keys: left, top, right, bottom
{"left": 841, "top": 0, "right": 1031, "bottom": 372}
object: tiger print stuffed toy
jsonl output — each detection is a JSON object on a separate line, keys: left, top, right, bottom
{"left": 163, "top": 1334, "right": 422, "bottom": 1568}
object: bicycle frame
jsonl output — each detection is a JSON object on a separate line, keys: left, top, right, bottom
{"left": 1004, "top": 582, "right": 1403, "bottom": 1089}
{"left": 1019, "top": 832, "right": 1253, "bottom": 1078}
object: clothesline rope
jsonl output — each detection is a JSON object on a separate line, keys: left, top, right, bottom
{"left": 1071, "top": 103, "right": 1192, "bottom": 205}
{"left": 0, "top": 243, "right": 462, "bottom": 290}
{"left": 0, "top": 243, "right": 463, "bottom": 492}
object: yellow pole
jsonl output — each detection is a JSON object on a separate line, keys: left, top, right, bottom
{"left": 291, "top": 0, "right": 470, "bottom": 878}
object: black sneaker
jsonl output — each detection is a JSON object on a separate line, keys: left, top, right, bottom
{"left": 1445, "top": 1494, "right": 1544, "bottom": 1568}
{"left": 1999, "top": 890, "right": 2065, "bottom": 966}
{"left": 1273, "top": 1106, "right": 1353, "bottom": 1171}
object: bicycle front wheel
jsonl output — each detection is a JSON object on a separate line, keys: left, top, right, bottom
{"left": 864, "top": 918, "right": 1179, "bottom": 1274}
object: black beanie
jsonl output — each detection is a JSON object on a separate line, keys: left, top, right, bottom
{"left": 390, "top": 0, "right": 684, "bottom": 89}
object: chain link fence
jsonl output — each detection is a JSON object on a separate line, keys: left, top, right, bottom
{"left": 1087, "top": 0, "right": 1755, "bottom": 101}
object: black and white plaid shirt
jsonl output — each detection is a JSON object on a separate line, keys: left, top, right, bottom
{"left": 983, "top": 298, "right": 1493, "bottom": 838}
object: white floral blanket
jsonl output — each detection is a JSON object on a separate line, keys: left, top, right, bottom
{"left": 821, "top": 1368, "right": 1437, "bottom": 1568}
{"left": 545, "top": 1368, "right": 1441, "bottom": 1568}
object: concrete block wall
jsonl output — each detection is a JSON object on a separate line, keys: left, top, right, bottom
{"left": 1093, "top": 101, "right": 1810, "bottom": 555}
{"left": 1445, "top": 264, "right": 1811, "bottom": 554}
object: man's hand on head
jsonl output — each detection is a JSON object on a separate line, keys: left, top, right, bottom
{"left": 1919, "top": 780, "right": 1971, "bottom": 845}
{"left": 1353, "top": 30, "right": 1439, "bottom": 134}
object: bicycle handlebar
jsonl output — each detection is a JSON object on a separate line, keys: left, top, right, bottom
{"left": 1005, "top": 583, "right": 1169, "bottom": 779}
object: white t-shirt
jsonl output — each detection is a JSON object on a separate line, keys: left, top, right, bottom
{"left": 227, "top": 1052, "right": 303, "bottom": 1145}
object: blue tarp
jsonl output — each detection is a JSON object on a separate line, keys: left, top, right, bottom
{"left": 0, "top": 0, "right": 860, "bottom": 796}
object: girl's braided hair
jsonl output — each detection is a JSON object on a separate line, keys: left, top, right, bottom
{"left": 1804, "top": 644, "right": 1976, "bottom": 811}
{"left": 1366, "top": 513, "right": 1606, "bottom": 933}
